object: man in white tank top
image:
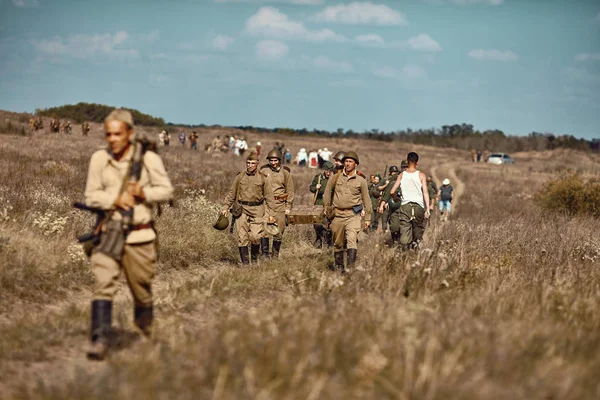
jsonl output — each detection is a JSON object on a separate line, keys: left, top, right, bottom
{"left": 389, "top": 152, "right": 430, "bottom": 250}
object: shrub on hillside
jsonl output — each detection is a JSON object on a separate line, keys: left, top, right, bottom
{"left": 534, "top": 173, "right": 600, "bottom": 217}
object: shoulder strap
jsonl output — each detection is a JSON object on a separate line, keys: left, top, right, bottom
{"left": 283, "top": 166, "right": 291, "bottom": 172}
{"left": 328, "top": 173, "right": 340, "bottom": 207}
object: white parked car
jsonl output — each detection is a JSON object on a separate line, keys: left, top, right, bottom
{"left": 487, "top": 153, "right": 515, "bottom": 165}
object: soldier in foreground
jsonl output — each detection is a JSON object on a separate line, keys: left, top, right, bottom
{"left": 388, "top": 152, "right": 430, "bottom": 251}
{"left": 309, "top": 161, "right": 335, "bottom": 248}
{"left": 221, "top": 152, "right": 268, "bottom": 264}
{"left": 83, "top": 109, "right": 174, "bottom": 360}
{"left": 261, "top": 149, "right": 294, "bottom": 258}
{"left": 323, "top": 151, "right": 371, "bottom": 272}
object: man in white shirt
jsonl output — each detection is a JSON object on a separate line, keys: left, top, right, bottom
{"left": 388, "top": 152, "right": 430, "bottom": 251}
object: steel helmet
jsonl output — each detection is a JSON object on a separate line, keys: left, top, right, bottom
{"left": 264, "top": 220, "right": 280, "bottom": 236}
{"left": 333, "top": 151, "right": 346, "bottom": 161}
{"left": 266, "top": 149, "right": 282, "bottom": 161}
{"left": 342, "top": 151, "right": 359, "bottom": 165}
{"left": 323, "top": 161, "right": 335, "bottom": 171}
{"left": 400, "top": 160, "right": 408, "bottom": 169}
{"left": 389, "top": 165, "right": 399, "bottom": 173}
{"left": 213, "top": 213, "right": 229, "bottom": 231}
{"left": 443, "top": 178, "right": 450, "bottom": 185}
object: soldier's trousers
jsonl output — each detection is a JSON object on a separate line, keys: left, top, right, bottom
{"left": 396, "top": 202, "right": 426, "bottom": 246}
{"left": 237, "top": 212, "right": 264, "bottom": 247}
{"left": 331, "top": 213, "right": 362, "bottom": 250}
{"left": 91, "top": 241, "right": 156, "bottom": 307}
{"left": 381, "top": 208, "right": 390, "bottom": 231}
{"left": 265, "top": 209, "right": 286, "bottom": 241}
{"left": 370, "top": 210, "right": 381, "bottom": 231}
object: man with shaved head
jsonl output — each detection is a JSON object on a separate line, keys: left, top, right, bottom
{"left": 83, "top": 108, "right": 174, "bottom": 360}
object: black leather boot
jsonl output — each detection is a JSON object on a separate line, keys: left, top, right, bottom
{"left": 250, "top": 244, "right": 260, "bottom": 262}
{"left": 391, "top": 231, "right": 400, "bottom": 245}
{"left": 260, "top": 237, "right": 270, "bottom": 258}
{"left": 347, "top": 248, "right": 357, "bottom": 268}
{"left": 272, "top": 240, "right": 282, "bottom": 258}
{"left": 239, "top": 246, "right": 250, "bottom": 265}
{"left": 324, "top": 229, "right": 333, "bottom": 247}
{"left": 87, "top": 300, "right": 112, "bottom": 360}
{"left": 134, "top": 304, "right": 153, "bottom": 337}
{"left": 334, "top": 251, "right": 345, "bottom": 273}
{"left": 313, "top": 225, "right": 324, "bottom": 248}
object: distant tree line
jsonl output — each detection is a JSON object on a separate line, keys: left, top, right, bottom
{"left": 230, "top": 123, "right": 599, "bottom": 153}
{"left": 35, "top": 102, "right": 165, "bottom": 127}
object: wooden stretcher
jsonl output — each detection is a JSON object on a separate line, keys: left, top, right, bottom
{"left": 286, "top": 205, "right": 324, "bottom": 225}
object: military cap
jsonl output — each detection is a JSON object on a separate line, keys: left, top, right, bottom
{"left": 323, "top": 161, "right": 335, "bottom": 171}
{"left": 389, "top": 165, "right": 399, "bottom": 173}
{"left": 342, "top": 151, "right": 360, "bottom": 165}
{"left": 400, "top": 160, "right": 408, "bottom": 169}
{"left": 266, "top": 149, "right": 283, "bottom": 161}
{"left": 333, "top": 151, "right": 346, "bottom": 161}
{"left": 105, "top": 108, "right": 134, "bottom": 128}
{"left": 246, "top": 151, "right": 259, "bottom": 161}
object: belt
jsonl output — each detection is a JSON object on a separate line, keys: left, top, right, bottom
{"left": 239, "top": 200, "right": 264, "bottom": 206}
{"left": 131, "top": 223, "right": 154, "bottom": 231}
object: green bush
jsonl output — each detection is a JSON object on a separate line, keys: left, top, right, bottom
{"left": 534, "top": 174, "right": 600, "bottom": 217}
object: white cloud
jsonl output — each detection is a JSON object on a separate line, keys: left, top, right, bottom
{"left": 12, "top": 0, "right": 39, "bottom": 7}
{"left": 468, "top": 49, "right": 518, "bottom": 61}
{"left": 403, "top": 33, "right": 441, "bottom": 51}
{"left": 355, "top": 33, "right": 441, "bottom": 52}
{"left": 373, "top": 65, "right": 426, "bottom": 80}
{"left": 149, "top": 53, "right": 167, "bottom": 60}
{"left": 149, "top": 73, "right": 173, "bottom": 86}
{"left": 255, "top": 39, "right": 289, "bottom": 60}
{"left": 215, "top": 0, "right": 323, "bottom": 4}
{"left": 421, "top": 0, "right": 502, "bottom": 5}
{"left": 212, "top": 34, "right": 235, "bottom": 50}
{"left": 575, "top": 53, "right": 600, "bottom": 61}
{"left": 246, "top": 7, "right": 346, "bottom": 42}
{"left": 138, "top": 30, "right": 160, "bottom": 43}
{"left": 312, "top": 55, "right": 354, "bottom": 73}
{"left": 355, "top": 33, "right": 385, "bottom": 45}
{"left": 32, "top": 31, "right": 139, "bottom": 60}
{"left": 314, "top": 2, "right": 407, "bottom": 25}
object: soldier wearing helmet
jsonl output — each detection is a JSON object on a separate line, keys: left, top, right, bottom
{"left": 221, "top": 151, "right": 268, "bottom": 265}
{"left": 309, "top": 161, "right": 336, "bottom": 248}
{"left": 260, "top": 149, "right": 295, "bottom": 258}
{"left": 426, "top": 176, "right": 438, "bottom": 213}
{"left": 332, "top": 151, "right": 346, "bottom": 173}
{"left": 376, "top": 164, "right": 402, "bottom": 237}
{"left": 323, "top": 151, "right": 372, "bottom": 273}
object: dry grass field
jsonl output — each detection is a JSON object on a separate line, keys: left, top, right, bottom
{"left": 1, "top": 110, "right": 599, "bottom": 399}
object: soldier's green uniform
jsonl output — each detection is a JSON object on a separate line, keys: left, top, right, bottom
{"left": 369, "top": 174, "right": 382, "bottom": 231}
{"left": 82, "top": 121, "right": 90, "bottom": 136}
{"left": 427, "top": 177, "right": 438, "bottom": 210}
{"left": 377, "top": 165, "right": 402, "bottom": 232}
{"left": 382, "top": 162, "right": 407, "bottom": 244}
{"left": 309, "top": 161, "right": 335, "bottom": 247}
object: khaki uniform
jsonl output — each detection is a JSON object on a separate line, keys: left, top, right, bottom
{"left": 323, "top": 170, "right": 372, "bottom": 251}
{"left": 261, "top": 165, "right": 294, "bottom": 241}
{"left": 84, "top": 148, "right": 174, "bottom": 306}
{"left": 221, "top": 171, "right": 267, "bottom": 246}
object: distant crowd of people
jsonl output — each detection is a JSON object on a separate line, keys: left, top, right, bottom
{"left": 471, "top": 148, "right": 490, "bottom": 163}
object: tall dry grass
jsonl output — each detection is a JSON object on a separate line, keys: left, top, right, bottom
{"left": 0, "top": 117, "right": 599, "bottom": 399}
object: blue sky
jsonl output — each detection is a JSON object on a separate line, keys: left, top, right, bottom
{"left": 0, "top": 0, "right": 599, "bottom": 139}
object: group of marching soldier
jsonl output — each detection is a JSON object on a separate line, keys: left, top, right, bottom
{"left": 79, "top": 108, "right": 451, "bottom": 361}
{"left": 29, "top": 116, "right": 90, "bottom": 135}
{"left": 219, "top": 147, "right": 444, "bottom": 273}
